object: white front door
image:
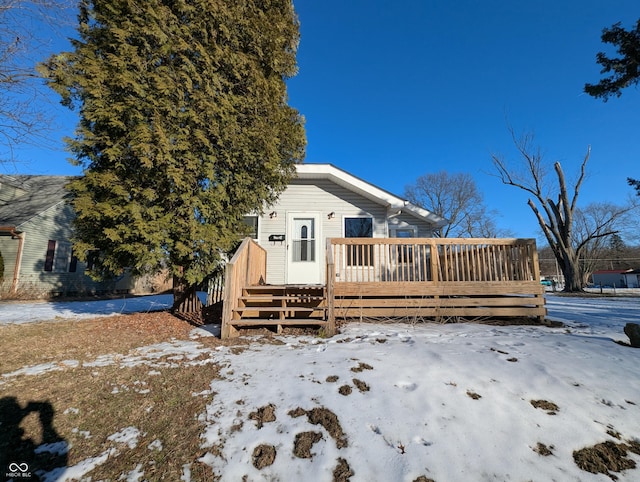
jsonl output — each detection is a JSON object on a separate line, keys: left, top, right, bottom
{"left": 286, "top": 213, "right": 322, "bottom": 284}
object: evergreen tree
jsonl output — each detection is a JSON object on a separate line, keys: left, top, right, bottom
{"left": 40, "top": 0, "right": 306, "bottom": 313}
{"left": 584, "top": 19, "right": 640, "bottom": 101}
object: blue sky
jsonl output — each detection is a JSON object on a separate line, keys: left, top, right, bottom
{"left": 8, "top": 0, "right": 640, "bottom": 240}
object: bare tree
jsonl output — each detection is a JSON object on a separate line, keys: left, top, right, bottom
{"left": 574, "top": 203, "right": 638, "bottom": 284}
{"left": 0, "top": 0, "right": 72, "bottom": 165}
{"left": 491, "top": 129, "right": 638, "bottom": 291}
{"left": 405, "top": 171, "right": 506, "bottom": 238}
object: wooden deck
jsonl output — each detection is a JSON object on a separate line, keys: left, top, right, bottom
{"left": 221, "top": 237, "right": 546, "bottom": 338}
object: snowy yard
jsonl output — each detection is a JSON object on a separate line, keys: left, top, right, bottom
{"left": 1, "top": 293, "right": 639, "bottom": 481}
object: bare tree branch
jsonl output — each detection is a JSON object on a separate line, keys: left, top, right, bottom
{"left": 0, "top": 0, "right": 74, "bottom": 165}
{"left": 491, "top": 129, "right": 637, "bottom": 291}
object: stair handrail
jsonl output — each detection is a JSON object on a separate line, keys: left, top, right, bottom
{"left": 221, "top": 237, "right": 267, "bottom": 338}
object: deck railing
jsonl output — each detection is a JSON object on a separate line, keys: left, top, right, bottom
{"left": 329, "top": 238, "right": 540, "bottom": 284}
{"left": 221, "top": 237, "right": 267, "bottom": 338}
{"left": 328, "top": 238, "right": 545, "bottom": 320}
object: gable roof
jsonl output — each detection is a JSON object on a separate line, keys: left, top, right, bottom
{"left": 0, "top": 175, "right": 73, "bottom": 229}
{"left": 295, "top": 164, "right": 448, "bottom": 228}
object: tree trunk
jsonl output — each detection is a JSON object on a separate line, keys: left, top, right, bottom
{"left": 172, "top": 275, "right": 204, "bottom": 313}
{"left": 559, "top": 254, "right": 584, "bottom": 292}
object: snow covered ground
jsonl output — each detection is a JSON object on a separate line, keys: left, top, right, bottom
{"left": 0, "top": 294, "right": 174, "bottom": 325}
{"left": 2, "top": 293, "right": 640, "bottom": 481}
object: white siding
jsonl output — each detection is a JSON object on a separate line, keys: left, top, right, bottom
{"left": 257, "top": 179, "right": 437, "bottom": 284}
{"left": 388, "top": 212, "right": 438, "bottom": 238}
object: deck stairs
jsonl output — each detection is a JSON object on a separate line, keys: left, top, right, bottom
{"left": 229, "top": 285, "right": 329, "bottom": 334}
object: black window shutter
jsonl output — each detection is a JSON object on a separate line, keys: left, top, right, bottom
{"left": 44, "top": 240, "right": 56, "bottom": 272}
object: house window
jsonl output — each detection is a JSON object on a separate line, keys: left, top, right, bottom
{"left": 69, "top": 251, "right": 78, "bottom": 273}
{"left": 86, "top": 250, "right": 100, "bottom": 270}
{"left": 242, "top": 215, "right": 259, "bottom": 239}
{"left": 44, "top": 240, "right": 75, "bottom": 273}
{"left": 54, "top": 242, "right": 72, "bottom": 273}
{"left": 344, "top": 217, "right": 373, "bottom": 266}
{"left": 392, "top": 227, "right": 416, "bottom": 264}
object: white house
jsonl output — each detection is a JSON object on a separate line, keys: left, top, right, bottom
{"left": 244, "top": 163, "right": 447, "bottom": 285}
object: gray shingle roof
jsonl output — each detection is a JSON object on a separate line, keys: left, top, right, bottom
{"left": 0, "top": 175, "right": 75, "bottom": 228}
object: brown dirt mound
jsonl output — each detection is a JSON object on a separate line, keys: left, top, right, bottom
{"left": 534, "top": 442, "right": 554, "bottom": 456}
{"left": 252, "top": 444, "right": 276, "bottom": 469}
{"left": 351, "top": 362, "right": 373, "bottom": 372}
{"left": 573, "top": 440, "right": 637, "bottom": 480}
{"left": 333, "top": 457, "right": 354, "bottom": 481}
{"left": 339, "top": 385, "right": 352, "bottom": 396}
{"left": 530, "top": 399, "right": 559, "bottom": 414}
{"left": 289, "top": 407, "right": 348, "bottom": 448}
{"left": 249, "top": 404, "right": 277, "bottom": 429}
{"left": 353, "top": 379, "right": 370, "bottom": 392}
{"left": 293, "top": 431, "right": 323, "bottom": 458}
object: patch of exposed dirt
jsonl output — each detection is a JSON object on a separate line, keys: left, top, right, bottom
{"left": 339, "top": 385, "right": 352, "bottom": 396}
{"left": 534, "top": 442, "right": 554, "bottom": 456}
{"left": 351, "top": 362, "right": 373, "bottom": 373}
{"left": 249, "top": 404, "right": 276, "bottom": 429}
{"left": 352, "top": 379, "right": 370, "bottom": 392}
{"left": 333, "top": 457, "right": 354, "bottom": 481}
{"left": 478, "top": 317, "right": 564, "bottom": 327}
{"left": 252, "top": 444, "right": 276, "bottom": 469}
{"left": 466, "top": 391, "right": 482, "bottom": 400}
{"left": 573, "top": 440, "right": 640, "bottom": 480}
{"left": 413, "top": 477, "right": 436, "bottom": 482}
{"left": 293, "top": 431, "right": 323, "bottom": 458}
{"left": 289, "top": 407, "right": 348, "bottom": 449}
{"left": 490, "top": 347, "right": 509, "bottom": 354}
{"left": 326, "top": 375, "right": 339, "bottom": 383}
{"left": 530, "top": 399, "right": 559, "bottom": 414}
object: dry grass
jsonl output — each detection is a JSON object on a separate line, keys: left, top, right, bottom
{"left": 0, "top": 311, "right": 253, "bottom": 481}
{"left": 0, "top": 311, "right": 195, "bottom": 373}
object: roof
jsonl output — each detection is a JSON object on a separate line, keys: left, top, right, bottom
{"left": 0, "top": 174, "right": 73, "bottom": 229}
{"left": 592, "top": 269, "right": 633, "bottom": 275}
{"left": 295, "top": 164, "right": 448, "bottom": 228}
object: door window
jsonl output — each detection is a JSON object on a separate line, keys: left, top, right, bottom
{"left": 292, "top": 218, "right": 315, "bottom": 262}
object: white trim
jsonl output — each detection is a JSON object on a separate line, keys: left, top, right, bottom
{"left": 286, "top": 211, "right": 323, "bottom": 284}
{"left": 296, "top": 164, "right": 447, "bottom": 229}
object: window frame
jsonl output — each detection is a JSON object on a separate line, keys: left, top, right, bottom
{"left": 343, "top": 216, "right": 374, "bottom": 267}
{"left": 242, "top": 215, "right": 260, "bottom": 240}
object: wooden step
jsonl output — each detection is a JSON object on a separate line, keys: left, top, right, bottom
{"left": 239, "top": 295, "right": 325, "bottom": 301}
{"left": 233, "top": 306, "right": 325, "bottom": 313}
{"left": 230, "top": 319, "right": 329, "bottom": 327}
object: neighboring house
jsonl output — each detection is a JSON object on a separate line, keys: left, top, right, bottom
{"left": 591, "top": 269, "right": 633, "bottom": 288}
{"left": 622, "top": 269, "right": 640, "bottom": 289}
{"left": 0, "top": 174, "right": 134, "bottom": 297}
{"left": 244, "top": 164, "right": 447, "bottom": 285}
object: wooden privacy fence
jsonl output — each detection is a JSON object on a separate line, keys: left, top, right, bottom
{"left": 329, "top": 238, "right": 545, "bottom": 321}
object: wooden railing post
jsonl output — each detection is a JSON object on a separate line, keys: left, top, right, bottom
{"left": 325, "top": 238, "right": 336, "bottom": 336}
